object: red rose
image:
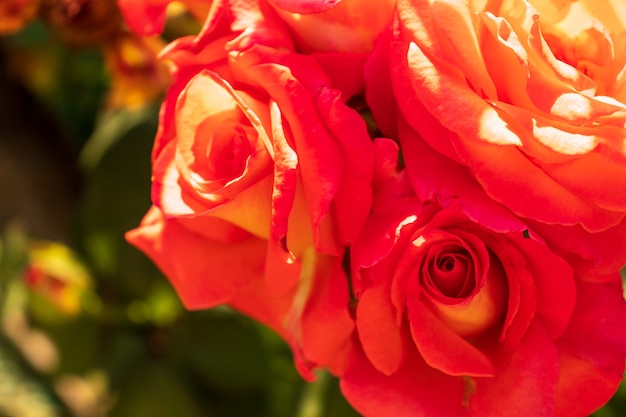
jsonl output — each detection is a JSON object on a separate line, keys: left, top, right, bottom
{"left": 338, "top": 138, "right": 626, "bottom": 417}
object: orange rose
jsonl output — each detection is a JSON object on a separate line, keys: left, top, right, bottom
{"left": 127, "top": 0, "right": 376, "bottom": 376}
{"left": 127, "top": 67, "right": 359, "bottom": 376}
{"left": 366, "top": 0, "right": 626, "bottom": 273}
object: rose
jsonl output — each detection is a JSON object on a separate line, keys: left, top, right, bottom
{"left": 366, "top": 0, "right": 626, "bottom": 272}
{"left": 126, "top": 66, "right": 357, "bottom": 375}
{"left": 144, "top": 0, "right": 375, "bottom": 259}
{"left": 127, "top": 69, "right": 278, "bottom": 305}
{"left": 126, "top": 0, "right": 376, "bottom": 375}
{"left": 127, "top": 66, "right": 359, "bottom": 376}
{"left": 337, "top": 138, "right": 626, "bottom": 417}
{"left": 145, "top": 0, "right": 375, "bottom": 238}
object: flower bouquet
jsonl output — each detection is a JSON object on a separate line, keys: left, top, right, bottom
{"left": 123, "top": 0, "right": 626, "bottom": 415}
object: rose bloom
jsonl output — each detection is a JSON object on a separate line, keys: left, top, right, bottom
{"left": 126, "top": 0, "right": 374, "bottom": 375}
{"left": 366, "top": 0, "right": 626, "bottom": 273}
{"left": 339, "top": 138, "right": 626, "bottom": 417}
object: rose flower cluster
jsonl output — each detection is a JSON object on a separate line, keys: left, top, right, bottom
{"left": 123, "top": 0, "right": 626, "bottom": 416}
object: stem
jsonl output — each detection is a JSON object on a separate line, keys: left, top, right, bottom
{"left": 295, "top": 370, "right": 331, "bottom": 417}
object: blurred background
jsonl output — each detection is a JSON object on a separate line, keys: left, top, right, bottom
{"left": 0, "top": 1, "right": 624, "bottom": 416}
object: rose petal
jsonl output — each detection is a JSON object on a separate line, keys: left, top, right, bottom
{"left": 152, "top": 141, "right": 204, "bottom": 216}
{"left": 352, "top": 139, "right": 420, "bottom": 271}
{"left": 407, "top": 298, "right": 495, "bottom": 377}
{"left": 485, "top": 101, "right": 626, "bottom": 212}
{"left": 470, "top": 322, "right": 560, "bottom": 417}
{"left": 317, "top": 87, "right": 374, "bottom": 245}
{"left": 527, "top": 218, "right": 626, "bottom": 274}
{"left": 481, "top": 235, "right": 536, "bottom": 345}
{"left": 232, "top": 47, "right": 342, "bottom": 254}
{"left": 395, "top": 22, "right": 523, "bottom": 147}
{"left": 153, "top": 142, "right": 275, "bottom": 240}
{"left": 228, "top": 277, "right": 293, "bottom": 340}
{"left": 397, "top": 116, "right": 527, "bottom": 233}
{"left": 521, "top": 237, "right": 576, "bottom": 340}
{"left": 365, "top": 28, "right": 398, "bottom": 138}
{"left": 578, "top": 0, "right": 626, "bottom": 34}
{"left": 357, "top": 285, "right": 406, "bottom": 375}
{"left": 125, "top": 206, "right": 267, "bottom": 309}
{"left": 299, "top": 255, "right": 355, "bottom": 375}
{"left": 430, "top": 0, "right": 497, "bottom": 98}
{"left": 554, "top": 278, "right": 626, "bottom": 417}
{"left": 312, "top": 52, "right": 368, "bottom": 100}
{"left": 264, "top": 101, "right": 301, "bottom": 296}
{"left": 341, "top": 345, "right": 470, "bottom": 417}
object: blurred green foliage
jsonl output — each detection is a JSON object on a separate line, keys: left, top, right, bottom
{"left": 0, "top": 17, "right": 623, "bottom": 417}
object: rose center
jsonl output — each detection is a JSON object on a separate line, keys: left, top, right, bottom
{"left": 426, "top": 249, "right": 473, "bottom": 299}
{"left": 438, "top": 256, "right": 455, "bottom": 272}
{"left": 415, "top": 231, "right": 507, "bottom": 338}
{"left": 199, "top": 120, "right": 253, "bottom": 182}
